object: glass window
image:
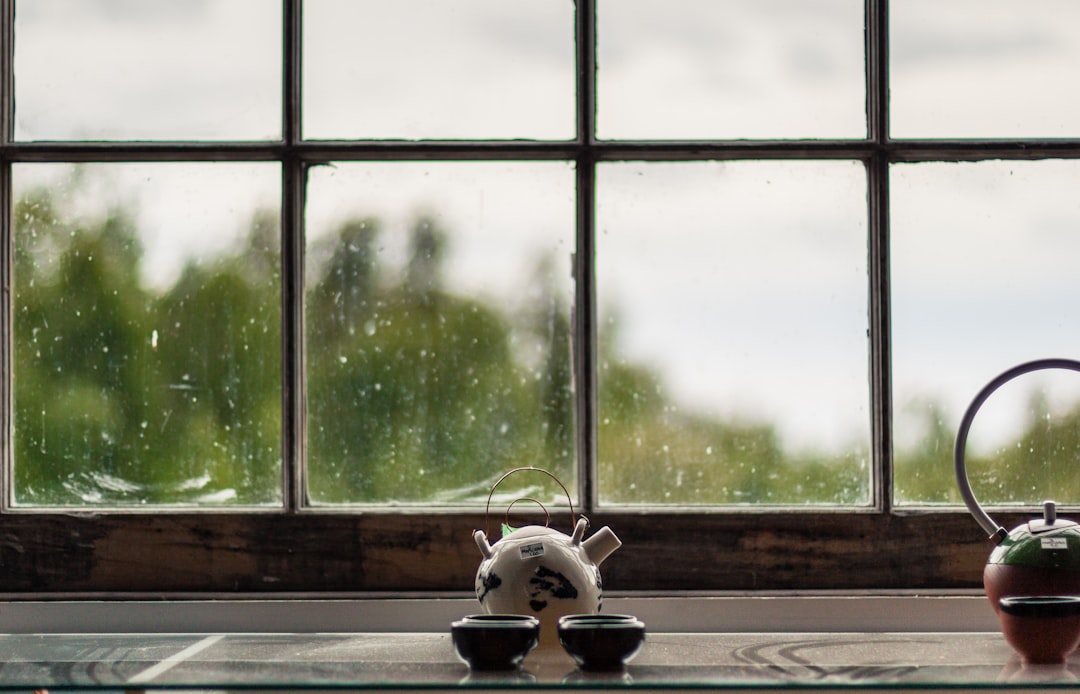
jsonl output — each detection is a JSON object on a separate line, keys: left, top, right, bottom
{"left": 304, "top": 162, "right": 575, "bottom": 503}
{"left": 891, "top": 0, "right": 1080, "bottom": 138}
{"left": 3, "top": 0, "right": 1080, "bottom": 593}
{"left": 596, "top": 161, "right": 870, "bottom": 504}
{"left": 597, "top": 0, "right": 865, "bottom": 140}
{"left": 303, "top": 0, "right": 575, "bottom": 140}
{"left": 11, "top": 164, "right": 282, "bottom": 506}
{"left": 892, "top": 161, "right": 1080, "bottom": 505}
{"left": 14, "top": 0, "right": 281, "bottom": 141}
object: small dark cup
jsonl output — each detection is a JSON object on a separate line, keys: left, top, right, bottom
{"left": 451, "top": 614, "right": 540, "bottom": 671}
{"left": 557, "top": 614, "right": 646, "bottom": 671}
{"left": 998, "top": 596, "right": 1080, "bottom": 665}
{"left": 559, "top": 613, "right": 639, "bottom": 624}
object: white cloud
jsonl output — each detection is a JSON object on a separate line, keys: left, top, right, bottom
{"left": 15, "top": 0, "right": 279, "bottom": 140}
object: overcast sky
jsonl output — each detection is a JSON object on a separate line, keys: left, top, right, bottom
{"left": 12, "top": 0, "right": 1080, "bottom": 461}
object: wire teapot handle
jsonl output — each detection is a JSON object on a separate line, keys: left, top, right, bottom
{"left": 954, "top": 358, "right": 1080, "bottom": 543}
{"left": 484, "top": 466, "right": 578, "bottom": 538}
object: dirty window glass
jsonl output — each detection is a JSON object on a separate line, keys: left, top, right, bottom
{"left": 12, "top": 164, "right": 282, "bottom": 506}
{"left": 597, "top": 0, "right": 865, "bottom": 140}
{"left": 303, "top": 0, "right": 575, "bottom": 140}
{"left": 891, "top": 0, "right": 1080, "bottom": 138}
{"left": 13, "top": 0, "right": 281, "bottom": 141}
{"left": 9, "top": 1, "right": 1079, "bottom": 516}
{"left": 892, "top": 161, "right": 1080, "bottom": 505}
{"left": 304, "top": 162, "right": 575, "bottom": 504}
{"left": 596, "top": 161, "right": 871, "bottom": 504}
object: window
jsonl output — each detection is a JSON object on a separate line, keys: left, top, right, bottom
{"left": 3, "top": 0, "right": 1080, "bottom": 594}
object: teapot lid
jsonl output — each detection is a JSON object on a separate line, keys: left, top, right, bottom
{"left": 496, "top": 524, "right": 565, "bottom": 542}
{"left": 990, "top": 502, "right": 1080, "bottom": 569}
{"left": 1027, "top": 500, "right": 1078, "bottom": 534}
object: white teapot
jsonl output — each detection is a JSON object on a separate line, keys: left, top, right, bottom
{"left": 472, "top": 468, "right": 621, "bottom": 643}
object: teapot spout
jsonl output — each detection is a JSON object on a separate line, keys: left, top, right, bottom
{"left": 473, "top": 529, "right": 494, "bottom": 559}
{"left": 582, "top": 526, "right": 621, "bottom": 566}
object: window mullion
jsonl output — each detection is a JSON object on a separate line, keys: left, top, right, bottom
{"left": 0, "top": 0, "right": 10, "bottom": 144}
{"left": 577, "top": 0, "right": 596, "bottom": 144}
{"left": 282, "top": 161, "right": 305, "bottom": 512}
{"left": 1, "top": 0, "right": 12, "bottom": 511}
{"left": 575, "top": 0, "right": 598, "bottom": 513}
{"left": 866, "top": 0, "right": 893, "bottom": 512}
{"left": 868, "top": 154, "right": 892, "bottom": 513}
{"left": 282, "top": 0, "right": 305, "bottom": 511}
{"left": 866, "top": 0, "right": 889, "bottom": 144}
{"left": 284, "top": 0, "right": 302, "bottom": 146}
{"left": 575, "top": 161, "right": 597, "bottom": 514}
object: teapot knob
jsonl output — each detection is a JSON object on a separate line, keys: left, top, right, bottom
{"left": 1044, "top": 500, "right": 1058, "bottom": 526}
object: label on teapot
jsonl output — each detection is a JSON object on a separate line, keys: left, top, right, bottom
{"left": 1042, "top": 537, "right": 1068, "bottom": 550}
{"left": 520, "top": 542, "right": 545, "bottom": 559}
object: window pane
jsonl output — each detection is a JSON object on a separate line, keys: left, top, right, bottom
{"left": 303, "top": 0, "right": 575, "bottom": 140}
{"left": 12, "top": 164, "right": 282, "bottom": 506}
{"left": 596, "top": 161, "right": 870, "bottom": 505}
{"left": 14, "top": 0, "right": 281, "bottom": 141}
{"left": 892, "top": 0, "right": 1080, "bottom": 138}
{"left": 305, "top": 163, "right": 575, "bottom": 504}
{"left": 893, "top": 161, "right": 1080, "bottom": 505}
{"left": 597, "top": 0, "right": 865, "bottom": 140}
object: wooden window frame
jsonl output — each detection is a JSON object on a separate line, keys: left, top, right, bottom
{"left": 0, "top": 0, "right": 1075, "bottom": 596}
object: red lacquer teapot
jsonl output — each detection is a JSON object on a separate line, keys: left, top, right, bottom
{"left": 955, "top": 358, "right": 1080, "bottom": 611}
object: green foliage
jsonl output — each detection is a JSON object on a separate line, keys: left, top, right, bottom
{"left": 597, "top": 354, "right": 868, "bottom": 505}
{"left": 893, "top": 399, "right": 957, "bottom": 503}
{"left": 895, "top": 394, "right": 1080, "bottom": 506}
{"left": 304, "top": 216, "right": 574, "bottom": 503}
{"left": 13, "top": 189, "right": 281, "bottom": 505}
{"left": 13, "top": 184, "right": 1080, "bottom": 508}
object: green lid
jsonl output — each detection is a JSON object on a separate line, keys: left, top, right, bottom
{"left": 990, "top": 524, "right": 1080, "bottom": 569}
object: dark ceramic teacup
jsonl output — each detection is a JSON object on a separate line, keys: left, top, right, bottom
{"left": 557, "top": 614, "right": 646, "bottom": 670}
{"left": 451, "top": 614, "right": 541, "bottom": 671}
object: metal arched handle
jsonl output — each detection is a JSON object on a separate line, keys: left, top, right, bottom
{"left": 484, "top": 466, "right": 577, "bottom": 537}
{"left": 954, "top": 358, "right": 1080, "bottom": 543}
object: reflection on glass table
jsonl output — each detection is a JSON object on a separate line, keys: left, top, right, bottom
{"left": 0, "top": 631, "right": 1072, "bottom": 689}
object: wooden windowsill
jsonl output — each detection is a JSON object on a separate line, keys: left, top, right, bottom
{"left": 0, "top": 592, "right": 1000, "bottom": 634}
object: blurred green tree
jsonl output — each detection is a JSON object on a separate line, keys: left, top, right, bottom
{"left": 13, "top": 189, "right": 281, "bottom": 505}
{"left": 13, "top": 184, "right": 1080, "bottom": 508}
{"left": 305, "top": 215, "right": 574, "bottom": 503}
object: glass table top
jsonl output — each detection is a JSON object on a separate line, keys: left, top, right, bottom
{"left": 0, "top": 631, "right": 1074, "bottom": 690}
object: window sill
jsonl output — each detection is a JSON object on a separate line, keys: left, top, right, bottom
{"left": 0, "top": 591, "right": 999, "bottom": 634}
